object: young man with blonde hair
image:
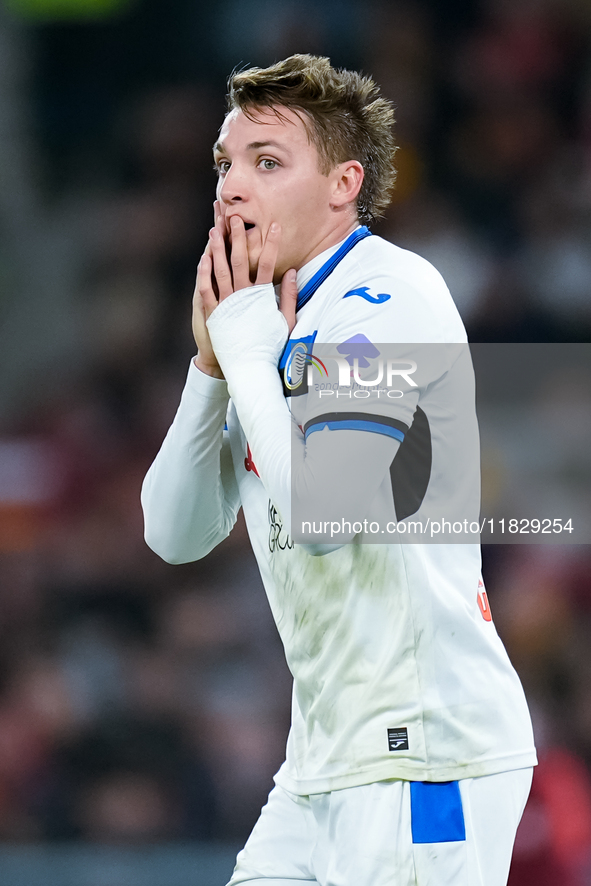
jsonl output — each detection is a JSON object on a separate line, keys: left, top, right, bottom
{"left": 142, "top": 54, "right": 536, "bottom": 886}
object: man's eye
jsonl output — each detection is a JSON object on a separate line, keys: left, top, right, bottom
{"left": 260, "top": 159, "right": 277, "bottom": 170}
{"left": 215, "top": 161, "right": 231, "bottom": 175}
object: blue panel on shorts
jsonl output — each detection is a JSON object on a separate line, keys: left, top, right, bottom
{"left": 410, "top": 781, "right": 466, "bottom": 844}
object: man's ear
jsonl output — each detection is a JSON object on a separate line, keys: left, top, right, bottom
{"left": 329, "top": 160, "right": 364, "bottom": 210}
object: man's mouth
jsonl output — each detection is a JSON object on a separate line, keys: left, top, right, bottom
{"left": 226, "top": 218, "right": 257, "bottom": 243}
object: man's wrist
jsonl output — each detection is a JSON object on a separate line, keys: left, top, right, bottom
{"left": 207, "top": 283, "right": 288, "bottom": 372}
{"left": 193, "top": 355, "right": 225, "bottom": 379}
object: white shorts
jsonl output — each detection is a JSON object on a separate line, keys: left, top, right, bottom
{"left": 226, "top": 768, "right": 533, "bottom": 886}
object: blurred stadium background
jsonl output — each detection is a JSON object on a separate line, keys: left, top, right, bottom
{"left": 0, "top": 0, "right": 590, "bottom": 882}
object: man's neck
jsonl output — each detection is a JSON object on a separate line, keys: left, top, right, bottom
{"left": 304, "top": 218, "right": 360, "bottom": 268}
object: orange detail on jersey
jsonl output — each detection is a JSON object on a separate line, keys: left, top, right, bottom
{"left": 244, "top": 444, "right": 260, "bottom": 477}
{"left": 477, "top": 586, "right": 493, "bottom": 622}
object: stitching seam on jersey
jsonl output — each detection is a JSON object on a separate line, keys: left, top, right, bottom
{"left": 400, "top": 544, "right": 429, "bottom": 768}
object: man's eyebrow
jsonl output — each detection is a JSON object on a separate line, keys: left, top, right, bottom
{"left": 212, "top": 140, "right": 292, "bottom": 155}
{"left": 245, "top": 140, "right": 292, "bottom": 153}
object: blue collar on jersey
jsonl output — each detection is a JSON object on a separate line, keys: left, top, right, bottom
{"left": 296, "top": 226, "right": 372, "bottom": 312}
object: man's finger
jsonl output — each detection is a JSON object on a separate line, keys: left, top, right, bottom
{"left": 196, "top": 251, "right": 219, "bottom": 318}
{"left": 279, "top": 269, "right": 298, "bottom": 334}
{"left": 256, "top": 222, "right": 281, "bottom": 285}
{"left": 209, "top": 227, "right": 234, "bottom": 300}
{"left": 229, "top": 216, "right": 251, "bottom": 291}
{"left": 203, "top": 240, "right": 219, "bottom": 297}
{"left": 215, "top": 202, "right": 231, "bottom": 263}
{"left": 214, "top": 201, "right": 225, "bottom": 237}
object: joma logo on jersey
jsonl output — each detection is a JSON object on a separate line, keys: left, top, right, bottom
{"left": 343, "top": 286, "right": 391, "bottom": 304}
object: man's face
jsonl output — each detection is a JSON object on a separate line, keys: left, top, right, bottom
{"left": 213, "top": 107, "right": 341, "bottom": 282}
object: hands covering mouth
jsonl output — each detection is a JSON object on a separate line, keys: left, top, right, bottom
{"left": 191, "top": 200, "right": 298, "bottom": 381}
{"left": 204, "top": 207, "right": 281, "bottom": 296}
{"left": 225, "top": 214, "right": 256, "bottom": 235}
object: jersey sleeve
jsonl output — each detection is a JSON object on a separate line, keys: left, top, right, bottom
{"left": 336, "top": 249, "right": 468, "bottom": 345}
{"left": 141, "top": 360, "right": 240, "bottom": 564}
{"left": 294, "top": 262, "right": 463, "bottom": 456}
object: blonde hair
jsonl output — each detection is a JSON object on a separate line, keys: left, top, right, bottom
{"left": 227, "top": 54, "right": 396, "bottom": 224}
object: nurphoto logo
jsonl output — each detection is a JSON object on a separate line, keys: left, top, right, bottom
{"left": 283, "top": 338, "right": 418, "bottom": 393}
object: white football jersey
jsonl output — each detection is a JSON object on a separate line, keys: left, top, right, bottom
{"left": 142, "top": 229, "right": 536, "bottom": 795}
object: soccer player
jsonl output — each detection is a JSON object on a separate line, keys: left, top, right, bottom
{"left": 141, "top": 55, "right": 536, "bottom": 886}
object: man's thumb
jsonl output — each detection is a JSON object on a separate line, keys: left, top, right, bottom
{"left": 279, "top": 269, "right": 298, "bottom": 334}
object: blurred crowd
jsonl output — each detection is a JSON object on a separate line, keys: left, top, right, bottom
{"left": 0, "top": 0, "right": 590, "bottom": 881}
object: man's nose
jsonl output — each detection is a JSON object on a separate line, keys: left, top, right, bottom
{"left": 219, "top": 164, "right": 248, "bottom": 204}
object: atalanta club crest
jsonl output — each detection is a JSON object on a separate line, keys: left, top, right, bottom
{"left": 278, "top": 333, "right": 318, "bottom": 397}
{"left": 284, "top": 341, "right": 309, "bottom": 391}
